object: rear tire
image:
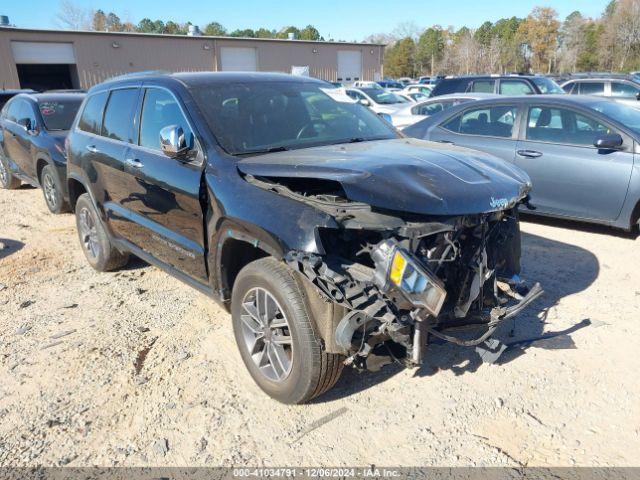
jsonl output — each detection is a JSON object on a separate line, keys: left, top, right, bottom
{"left": 75, "top": 193, "right": 129, "bottom": 272}
{"left": 40, "top": 164, "right": 69, "bottom": 214}
{"left": 231, "top": 257, "right": 344, "bottom": 404}
{"left": 0, "top": 155, "right": 21, "bottom": 189}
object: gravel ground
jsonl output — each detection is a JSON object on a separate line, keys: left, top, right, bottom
{"left": 0, "top": 185, "right": 639, "bottom": 467}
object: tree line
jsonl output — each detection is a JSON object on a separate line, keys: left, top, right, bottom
{"left": 55, "top": 0, "right": 640, "bottom": 76}
{"left": 377, "top": 0, "right": 640, "bottom": 77}
{"left": 56, "top": 0, "right": 323, "bottom": 40}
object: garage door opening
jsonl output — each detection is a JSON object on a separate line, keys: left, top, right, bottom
{"left": 337, "top": 50, "right": 362, "bottom": 83}
{"left": 11, "top": 41, "right": 79, "bottom": 91}
{"left": 16, "top": 64, "right": 79, "bottom": 91}
{"left": 220, "top": 47, "right": 257, "bottom": 72}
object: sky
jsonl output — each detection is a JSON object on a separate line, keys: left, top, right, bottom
{"left": 5, "top": 0, "right": 612, "bottom": 41}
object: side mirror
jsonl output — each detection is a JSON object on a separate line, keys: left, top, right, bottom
{"left": 636, "top": 92, "right": 640, "bottom": 101}
{"left": 358, "top": 99, "right": 371, "bottom": 107}
{"left": 18, "top": 118, "right": 33, "bottom": 132}
{"left": 159, "top": 125, "right": 189, "bottom": 158}
{"left": 594, "top": 133, "right": 624, "bottom": 150}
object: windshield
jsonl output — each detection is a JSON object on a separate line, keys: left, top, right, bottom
{"left": 191, "top": 82, "right": 398, "bottom": 156}
{"left": 591, "top": 100, "right": 640, "bottom": 135}
{"left": 532, "top": 77, "right": 565, "bottom": 94}
{"left": 38, "top": 99, "right": 83, "bottom": 131}
{"left": 360, "top": 88, "right": 404, "bottom": 105}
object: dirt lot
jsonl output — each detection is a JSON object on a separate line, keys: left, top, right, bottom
{"left": 0, "top": 185, "right": 639, "bottom": 468}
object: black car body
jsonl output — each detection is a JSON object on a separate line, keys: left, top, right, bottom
{"left": 430, "top": 75, "right": 564, "bottom": 97}
{"left": 0, "top": 92, "right": 85, "bottom": 212}
{"left": 403, "top": 95, "right": 640, "bottom": 230}
{"left": 66, "top": 72, "right": 541, "bottom": 403}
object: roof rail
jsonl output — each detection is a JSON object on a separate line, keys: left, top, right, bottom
{"left": 106, "top": 70, "right": 171, "bottom": 82}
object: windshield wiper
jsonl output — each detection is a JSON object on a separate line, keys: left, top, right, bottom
{"left": 348, "top": 137, "right": 366, "bottom": 143}
{"left": 235, "top": 146, "right": 290, "bottom": 156}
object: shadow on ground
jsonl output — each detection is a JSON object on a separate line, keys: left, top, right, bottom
{"left": 120, "top": 256, "right": 149, "bottom": 271}
{"left": 0, "top": 238, "right": 25, "bottom": 261}
{"left": 319, "top": 231, "right": 599, "bottom": 402}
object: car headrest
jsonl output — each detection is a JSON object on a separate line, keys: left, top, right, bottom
{"left": 537, "top": 109, "right": 552, "bottom": 127}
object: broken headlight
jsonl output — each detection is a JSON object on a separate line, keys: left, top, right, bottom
{"left": 372, "top": 239, "right": 447, "bottom": 317}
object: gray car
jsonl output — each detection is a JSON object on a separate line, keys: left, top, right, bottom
{"left": 404, "top": 95, "right": 640, "bottom": 230}
{"left": 562, "top": 77, "right": 640, "bottom": 109}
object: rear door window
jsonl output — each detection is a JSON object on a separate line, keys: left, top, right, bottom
{"left": 469, "top": 80, "right": 495, "bottom": 93}
{"left": 102, "top": 89, "right": 139, "bottom": 143}
{"left": 139, "top": 88, "right": 194, "bottom": 151}
{"left": 611, "top": 82, "right": 640, "bottom": 97}
{"left": 442, "top": 105, "right": 518, "bottom": 138}
{"left": 77, "top": 92, "right": 108, "bottom": 135}
{"left": 526, "top": 106, "right": 613, "bottom": 146}
{"left": 579, "top": 82, "right": 605, "bottom": 95}
{"left": 499, "top": 80, "right": 534, "bottom": 96}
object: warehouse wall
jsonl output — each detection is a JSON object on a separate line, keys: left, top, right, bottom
{"left": 0, "top": 28, "right": 384, "bottom": 90}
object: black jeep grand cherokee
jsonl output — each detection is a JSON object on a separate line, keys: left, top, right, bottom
{"left": 66, "top": 72, "right": 541, "bottom": 404}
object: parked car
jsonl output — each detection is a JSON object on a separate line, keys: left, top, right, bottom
{"left": 0, "top": 92, "right": 85, "bottom": 213}
{"left": 345, "top": 87, "right": 409, "bottom": 114}
{"left": 0, "top": 89, "right": 35, "bottom": 110}
{"left": 353, "top": 81, "right": 382, "bottom": 89}
{"left": 430, "top": 75, "right": 565, "bottom": 97}
{"left": 397, "top": 92, "right": 429, "bottom": 103}
{"left": 397, "top": 77, "right": 413, "bottom": 86}
{"left": 401, "top": 84, "right": 433, "bottom": 96}
{"left": 65, "top": 72, "right": 539, "bottom": 403}
{"left": 404, "top": 95, "right": 640, "bottom": 230}
{"left": 376, "top": 80, "right": 403, "bottom": 91}
{"left": 419, "top": 75, "right": 445, "bottom": 85}
{"left": 561, "top": 77, "right": 640, "bottom": 108}
{"left": 390, "top": 93, "right": 497, "bottom": 129}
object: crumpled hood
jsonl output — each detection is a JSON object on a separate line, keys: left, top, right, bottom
{"left": 237, "top": 138, "right": 532, "bottom": 216}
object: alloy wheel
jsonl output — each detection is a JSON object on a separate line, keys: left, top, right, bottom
{"left": 78, "top": 207, "right": 100, "bottom": 260}
{"left": 43, "top": 172, "right": 57, "bottom": 209}
{"left": 0, "top": 159, "right": 7, "bottom": 186}
{"left": 240, "top": 287, "right": 293, "bottom": 382}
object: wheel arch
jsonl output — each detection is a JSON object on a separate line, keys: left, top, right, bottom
{"left": 35, "top": 156, "right": 50, "bottom": 183}
{"left": 66, "top": 174, "right": 89, "bottom": 211}
{"left": 215, "top": 233, "right": 276, "bottom": 311}
{"left": 631, "top": 198, "right": 640, "bottom": 228}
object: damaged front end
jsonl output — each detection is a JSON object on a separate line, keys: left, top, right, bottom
{"left": 286, "top": 211, "right": 541, "bottom": 371}
{"left": 239, "top": 140, "right": 542, "bottom": 371}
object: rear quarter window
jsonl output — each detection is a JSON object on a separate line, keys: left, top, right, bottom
{"left": 78, "top": 92, "right": 108, "bottom": 135}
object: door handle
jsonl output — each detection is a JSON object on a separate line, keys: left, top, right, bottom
{"left": 517, "top": 149, "right": 543, "bottom": 158}
{"left": 437, "top": 140, "right": 455, "bottom": 145}
{"left": 86, "top": 145, "right": 99, "bottom": 153}
{"left": 125, "top": 158, "right": 144, "bottom": 169}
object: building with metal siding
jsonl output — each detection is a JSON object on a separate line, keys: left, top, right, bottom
{"left": 0, "top": 27, "right": 384, "bottom": 91}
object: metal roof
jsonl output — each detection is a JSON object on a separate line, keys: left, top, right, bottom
{"left": 0, "top": 26, "right": 386, "bottom": 47}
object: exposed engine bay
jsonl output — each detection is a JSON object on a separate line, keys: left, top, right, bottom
{"left": 244, "top": 169, "right": 542, "bottom": 371}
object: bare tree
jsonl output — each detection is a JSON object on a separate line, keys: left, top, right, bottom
{"left": 609, "top": 0, "right": 640, "bottom": 70}
{"left": 392, "top": 22, "right": 422, "bottom": 42}
{"left": 56, "top": 0, "right": 93, "bottom": 30}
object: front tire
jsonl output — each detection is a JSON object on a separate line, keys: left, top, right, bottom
{"left": 0, "top": 155, "right": 21, "bottom": 189}
{"left": 75, "top": 193, "right": 129, "bottom": 272}
{"left": 40, "top": 164, "right": 69, "bottom": 214}
{"left": 231, "top": 257, "right": 344, "bottom": 404}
